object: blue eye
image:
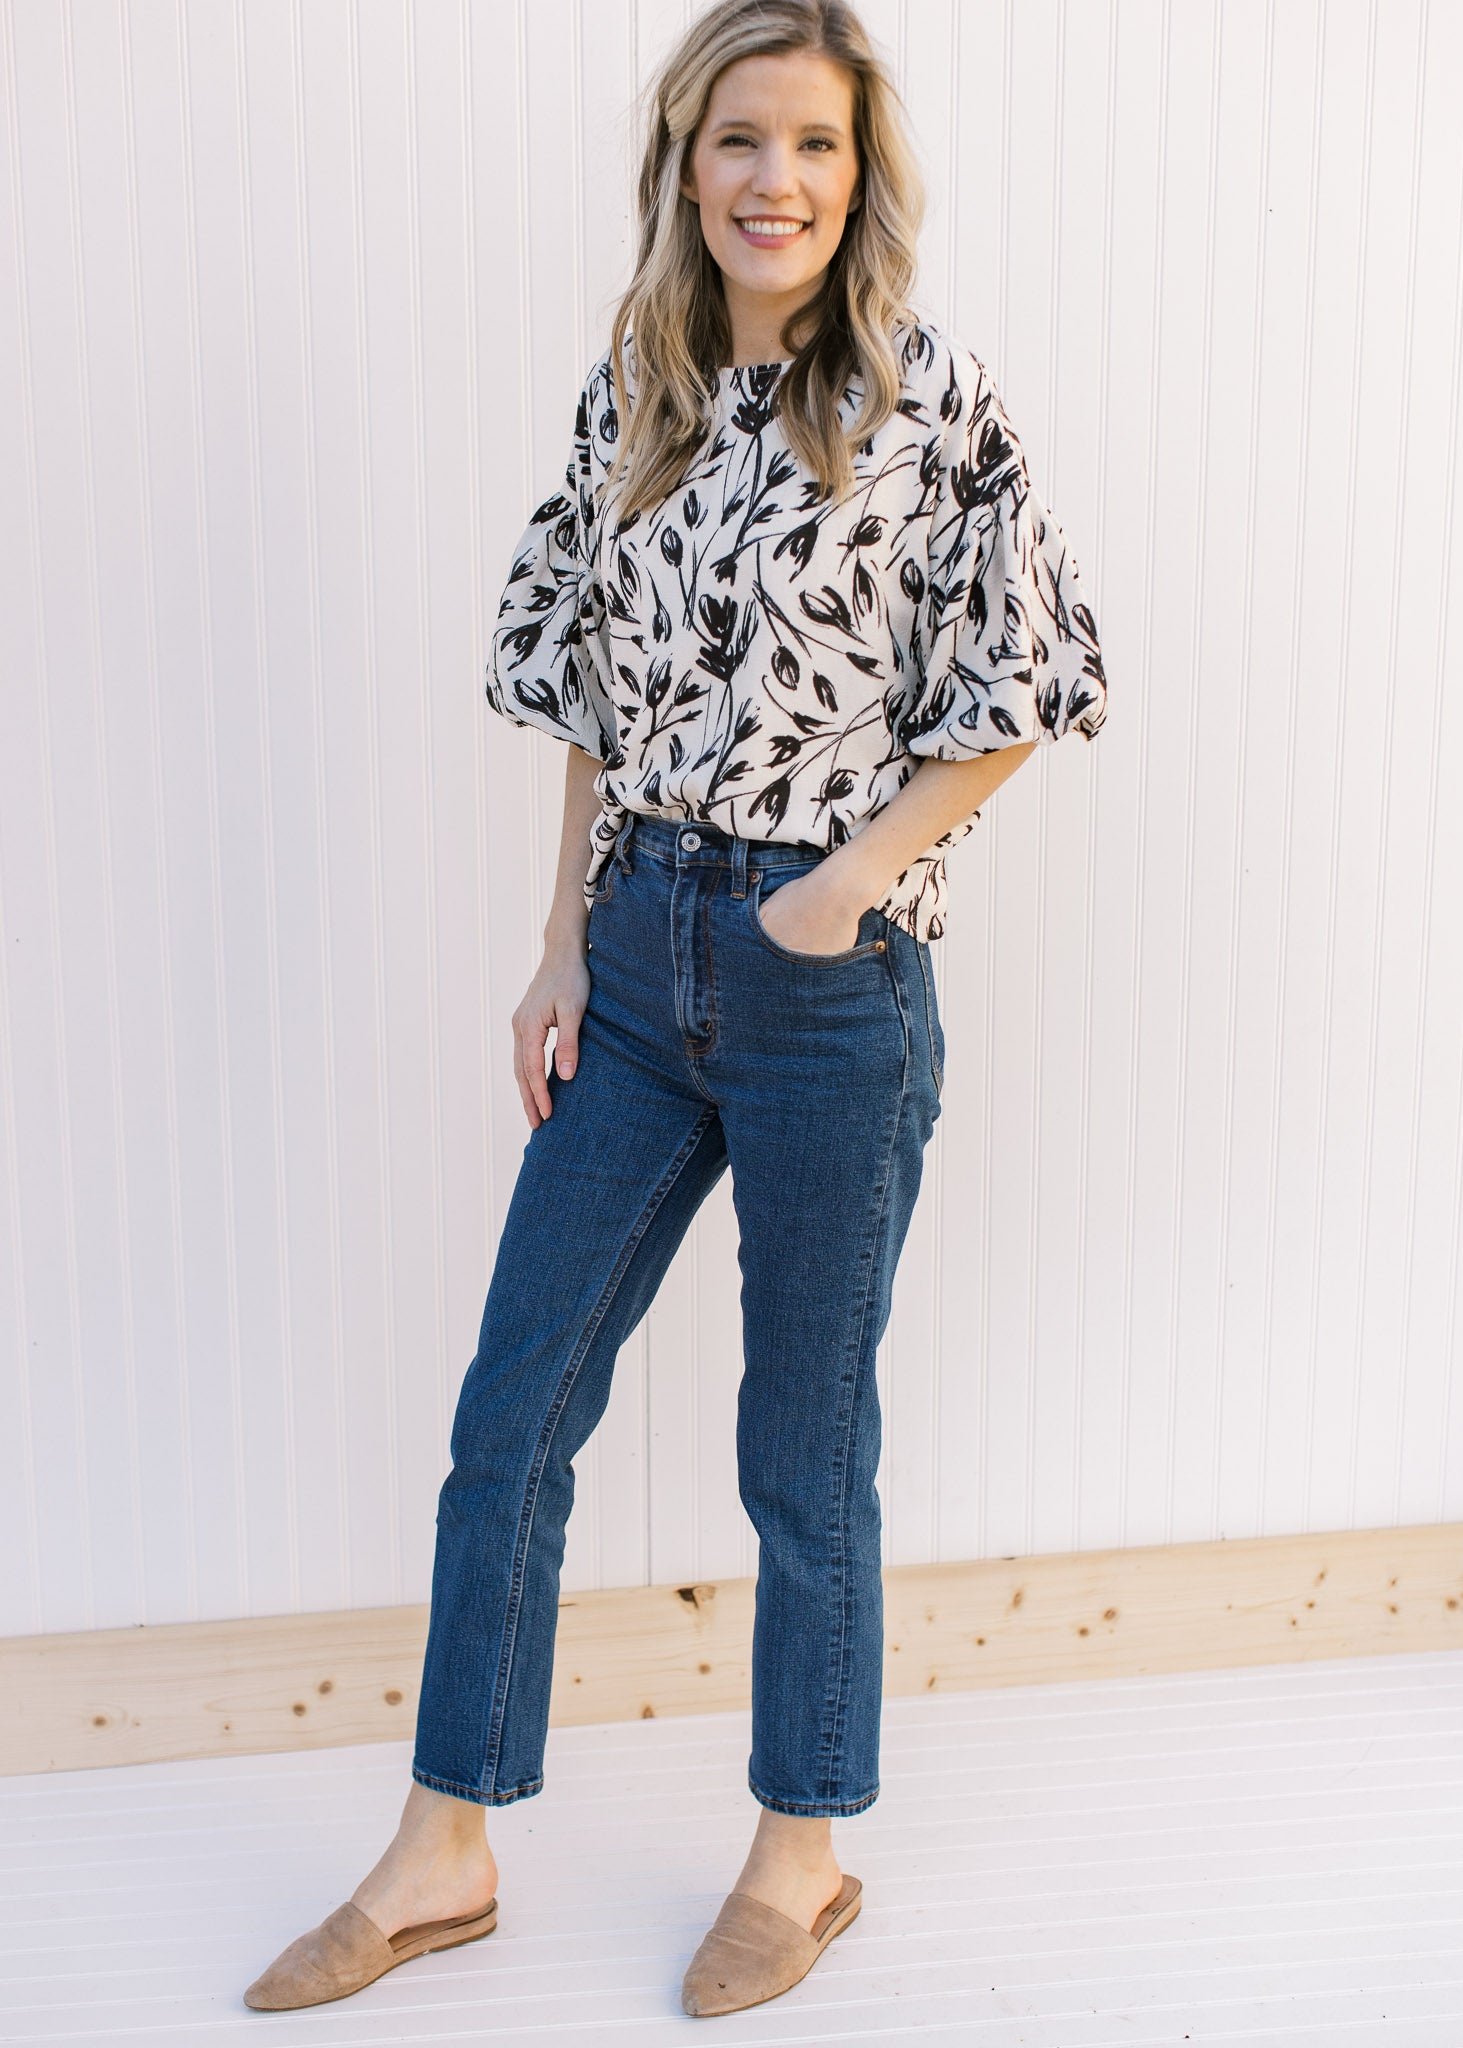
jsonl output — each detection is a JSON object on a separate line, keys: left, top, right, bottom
{"left": 719, "top": 134, "right": 836, "bottom": 151}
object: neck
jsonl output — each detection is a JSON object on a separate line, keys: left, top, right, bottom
{"left": 720, "top": 279, "right": 821, "bottom": 371}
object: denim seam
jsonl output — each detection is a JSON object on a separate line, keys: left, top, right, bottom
{"left": 748, "top": 1772, "right": 880, "bottom": 1818}
{"left": 817, "top": 943, "right": 910, "bottom": 1807}
{"left": 669, "top": 870, "right": 720, "bottom": 1097}
{"left": 689, "top": 880, "right": 720, "bottom": 1064}
{"left": 633, "top": 843, "right": 825, "bottom": 877}
{"left": 914, "top": 940, "right": 942, "bottom": 1095}
{"left": 705, "top": 880, "right": 721, "bottom": 1058}
{"left": 411, "top": 1763, "right": 543, "bottom": 1808}
{"left": 475, "top": 1107, "right": 720, "bottom": 1798}
{"left": 590, "top": 817, "right": 635, "bottom": 906}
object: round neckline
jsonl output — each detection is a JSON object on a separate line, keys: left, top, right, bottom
{"left": 717, "top": 358, "right": 793, "bottom": 378}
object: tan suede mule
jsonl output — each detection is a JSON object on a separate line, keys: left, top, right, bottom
{"left": 680, "top": 1873, "right": 862, "bottom": 2016}
{"left": 242, "top": 1897, "right": 498, "bottom": 2010}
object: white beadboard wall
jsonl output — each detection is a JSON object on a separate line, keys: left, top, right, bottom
{"left": 1, "top": 0, "right": 1461, "bottom": 1642}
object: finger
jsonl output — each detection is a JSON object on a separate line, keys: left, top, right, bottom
{"left": 520, "top": 1018, "right": 552, "bottom": 1121}
{"left": 511, "top": 1029, "right": 542, "bottom": 1129}
{"left": 554, "top": 1010, "right": 583, "bottom": 1080}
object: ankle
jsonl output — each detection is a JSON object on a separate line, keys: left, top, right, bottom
{"left": 362, "top": 1819, "right": 494, "bottom": 1904}
{"left": 731, "top": 1820, "right": 844, "bottom": 1937}
{"left": 354, "top": 1804, "right": 498, "bottom": 1926}
{"left": 397, "top": 1784, "right": 491, "bottom": 1857}
{"left": 746, "top": 1814, "right": 837, "bottom": 1873}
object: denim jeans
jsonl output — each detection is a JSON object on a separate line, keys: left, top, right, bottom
{"left": 411, "top": 812, "right": 944, "bottom": 1816}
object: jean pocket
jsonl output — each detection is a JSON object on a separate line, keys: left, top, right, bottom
{"left": 748, "top": 865, "right": 890, "bottom": 965}
{"left": 588, "top": 860, "right": 619, "bottom": 908}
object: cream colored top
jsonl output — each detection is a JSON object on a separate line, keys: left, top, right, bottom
{"left": 486, "top": 315, "right": 1107, "bottom": 940}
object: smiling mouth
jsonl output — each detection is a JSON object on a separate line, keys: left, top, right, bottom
{"left": 734, "top": 217, "right": 811, "bottom": 244}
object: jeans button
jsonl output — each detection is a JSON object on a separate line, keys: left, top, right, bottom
{"left": 681, "top": 830, "right": 701, "bottom": 851}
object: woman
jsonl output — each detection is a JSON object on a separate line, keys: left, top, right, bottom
{"left": 245, "top": 0, "right": 1105, "bottom": 2021}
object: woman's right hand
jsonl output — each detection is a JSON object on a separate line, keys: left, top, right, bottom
{"left": 512, "top": 937, "right": 591, "bottom": 1129}
{"left": 513, "top": 739, "right": 606, "bottom": 1128}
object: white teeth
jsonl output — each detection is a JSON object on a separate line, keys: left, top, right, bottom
{"left": 737, "top": 218, "right": 806, "bottom": 237}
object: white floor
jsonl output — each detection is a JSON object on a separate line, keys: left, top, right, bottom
{"left": 3, "top": 1652, "right": 1463, "bottom": 2045}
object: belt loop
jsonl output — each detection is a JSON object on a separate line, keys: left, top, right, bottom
{"left": 614, "top": 811, "right": 635, "bottom": 875}
{"left": 731, "top": 833, "right": 748, "bottom": 900}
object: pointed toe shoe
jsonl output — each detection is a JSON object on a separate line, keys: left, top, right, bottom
{"left": 681, "top": 1873, "right": 862, "bottom": 2017}
{"left": 243, "top": 1896, "right": 498, "bottom": 2011}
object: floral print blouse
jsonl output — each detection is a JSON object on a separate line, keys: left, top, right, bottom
{"left": 485, "top": 315, "right": 1106, "bottom": 941}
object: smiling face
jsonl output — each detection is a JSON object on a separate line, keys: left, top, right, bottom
{"left": 678, "top": 49, "right": 862, "bottom": 365}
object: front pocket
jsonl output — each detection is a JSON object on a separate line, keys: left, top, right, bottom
{"left": 748, "top": 866, "right": 889, "bottom": 965}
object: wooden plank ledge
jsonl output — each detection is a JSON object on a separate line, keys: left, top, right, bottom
{"left": 2, "top": 1522, "right": 1460, "bottom": 1777}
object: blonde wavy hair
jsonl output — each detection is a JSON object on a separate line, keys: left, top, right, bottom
{"left": 604, "top": 0, "right": 926, "bottom": 520}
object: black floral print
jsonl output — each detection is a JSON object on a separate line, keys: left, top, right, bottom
{"left": 485, "top": 315, "right": 1106, "bottom": 941}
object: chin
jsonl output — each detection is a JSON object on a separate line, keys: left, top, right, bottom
{"left": 726, "top": 261, "right": 820, "bottom": 289}
{"left": 717, "top": 238, "right": 824, "bottom": 285}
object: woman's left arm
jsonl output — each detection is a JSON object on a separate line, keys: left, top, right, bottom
{"left": 756, "top": 745, "right": 1039, "bottom": 955}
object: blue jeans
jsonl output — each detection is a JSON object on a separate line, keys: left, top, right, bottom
{"left": 411, "top": 812, "right": 944, "bottom": 1816}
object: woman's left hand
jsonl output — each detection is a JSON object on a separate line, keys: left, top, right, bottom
{"left": 757, "top": 869, "right": 869, "bottom": 956}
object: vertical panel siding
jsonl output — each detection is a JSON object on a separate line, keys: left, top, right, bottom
{"left": 0, "top": 0, "right": 1459, "bottom": 1637}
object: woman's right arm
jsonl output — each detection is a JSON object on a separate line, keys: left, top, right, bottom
{"left": 511, "top": 741, "right": 605, "bottom": 1129}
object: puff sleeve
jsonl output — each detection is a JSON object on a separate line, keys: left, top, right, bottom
{"left": 902, "top": 345, "right": 1107, "bottom": 758}
{"left": 485, "top": 368, "right": 617, "bottom": 760}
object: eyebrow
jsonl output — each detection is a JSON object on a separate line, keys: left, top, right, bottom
{"left": 708, "top": 117, "right": 846, "bottom": 137}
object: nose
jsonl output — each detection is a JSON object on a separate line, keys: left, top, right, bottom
{"left": 748, "top": 145, "right": 803, "bottom": 202}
